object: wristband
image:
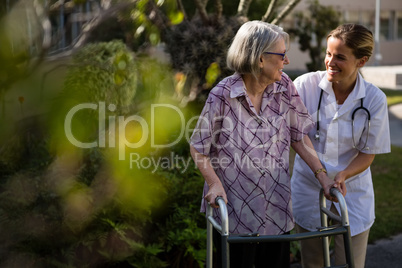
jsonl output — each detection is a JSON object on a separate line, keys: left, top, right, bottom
{"left": 314, "top": 168, "right": 327, "bottom": 178}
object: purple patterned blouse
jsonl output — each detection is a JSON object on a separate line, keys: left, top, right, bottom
{"left": 190, "top": 72, "right": 314, "bottom": 235}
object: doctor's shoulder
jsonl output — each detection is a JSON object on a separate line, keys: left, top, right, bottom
{"left": 362, "top": 79, "right": 387, "bottom": 105}
{"left": 293, "top": 71, "right": 324, "bottom": 94}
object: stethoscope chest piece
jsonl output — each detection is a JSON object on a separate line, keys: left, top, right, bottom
{"left": 314, "top": 131, "right": 320, "bottom": 141}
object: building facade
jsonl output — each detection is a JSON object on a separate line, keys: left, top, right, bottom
{"left": 281, "top": 0, "right": 402, "bottom": 71}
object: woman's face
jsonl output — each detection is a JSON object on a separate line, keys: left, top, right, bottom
{"left": 260, "top": 38, "right": 289, "bottom": 84}
{"left": 325, "top": 37, "right": 363, "bottom": 88}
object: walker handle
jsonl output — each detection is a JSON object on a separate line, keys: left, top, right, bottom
{"left": 324, "top": 187, "right": 349, "bottom": 227}
{"left": 215, "top": 196, "right": 225, "bottom": 207}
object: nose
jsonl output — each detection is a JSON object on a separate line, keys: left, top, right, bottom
{"left": 326, "top": 55, "right": 335, "bottom": 66}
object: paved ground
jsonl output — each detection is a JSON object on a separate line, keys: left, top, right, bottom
{"left": 389, "top": 103, "right": 402, "bottom": 147}
{"left": 292, "top": 231, "right": 402, "bottom": 267}
{"left": 365, "top": 233, "right": 402, "bottom": 268}
{"left": 360, "top": 65, "right": 402, "bottom": 90}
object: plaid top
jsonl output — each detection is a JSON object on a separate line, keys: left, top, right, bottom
{"left": 190, "top": 72, "right": 314, "bottom": 235}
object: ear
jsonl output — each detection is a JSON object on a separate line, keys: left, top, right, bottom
{"left": 259, "top": 56, "right": 264, "bottom": 68}
{"left": 357, "top": 56, "right": 368, "bottom": 68}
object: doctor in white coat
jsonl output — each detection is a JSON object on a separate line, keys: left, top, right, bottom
{"left": 291, "top": 24, "right": 391, "bottom": 268}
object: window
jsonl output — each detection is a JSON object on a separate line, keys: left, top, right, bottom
{"left": 360, "top": 11, "right": 375, "bottom": 31}
{"left": 380, "top": 11, "right": 390, "bottom": 40}
{"left": 398, "top": 11, "right": 402, "bottom": 40}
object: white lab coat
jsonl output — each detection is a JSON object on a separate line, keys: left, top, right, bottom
{"left": 291, "top": 71, "right": 391, "bottom": 236}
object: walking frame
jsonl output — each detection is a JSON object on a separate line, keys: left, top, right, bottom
{"left": 206, "top": 188, "right": 354, "bottom": 268}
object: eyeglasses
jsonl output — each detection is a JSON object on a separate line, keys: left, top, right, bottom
{"left": 263, "top": 52, "right": 287, "bottom": 61}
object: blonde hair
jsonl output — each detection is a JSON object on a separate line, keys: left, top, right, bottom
{"left": 227, "top": 20, "right": 289, "bottom": 77}
{"left": 327, "top": 24, "right": 374, "bottom": 59}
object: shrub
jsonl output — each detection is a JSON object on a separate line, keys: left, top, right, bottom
{"left": 0, "top": 37, "right": 213, "bottom": 267}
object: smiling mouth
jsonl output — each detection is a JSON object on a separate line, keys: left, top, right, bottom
{"left": 328, "top": 69, "right": 340, "bottom": 75}
{"left": 327, "top": 70, "right": 340, "bottom": 75}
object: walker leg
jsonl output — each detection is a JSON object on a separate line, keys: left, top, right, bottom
{"left": 320, "top": 189, "right": 331, "bottom": 267}
{"left": 343, "top": 226, "right": 354, "bottom": 268}
{"left": 221, "top": 234, "right": 229, "bottom": 268}
{"left": 322, "top": 236, "right": 331, "bottom": 267}
{"left": 206, "top": 216, "right": 213, "bottom": 268}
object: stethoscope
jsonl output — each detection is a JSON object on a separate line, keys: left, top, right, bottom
{"left": 315, "top": 89, "right": 371, "bottom": 150}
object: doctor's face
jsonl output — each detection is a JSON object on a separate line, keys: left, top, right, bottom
{"left": 325, "top": 37, "right": 362, "bottom": 87}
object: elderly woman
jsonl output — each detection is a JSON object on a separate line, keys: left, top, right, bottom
{"left": 190, "top": 21, "right": 337, "bottom": 268}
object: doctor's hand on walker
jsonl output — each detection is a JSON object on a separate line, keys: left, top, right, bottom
{"left": 316, "top": 170, "right": 347, "bottom": 202}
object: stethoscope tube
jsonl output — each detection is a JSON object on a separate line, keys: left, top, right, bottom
{"left": 315, "top": 89, "right": 324, "bottom": 141}
{"left": 351, "top": 99, "right": 371, "bottom": 150}
{"left": 315, "top": 89, "right": 371, "bottom": 151}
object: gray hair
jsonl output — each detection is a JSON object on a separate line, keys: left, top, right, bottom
{"left": 227, "top": 20, "right": 289, "bottom": 77}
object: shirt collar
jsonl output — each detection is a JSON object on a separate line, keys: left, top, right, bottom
{"left": 318, "top": 72, "right": 366, "bottom": 100}
{"left": 229, "top": 73, "right": 288, "bottom": 99}
{"left": 229, "top": 73, "right": 247, "bottom": 98}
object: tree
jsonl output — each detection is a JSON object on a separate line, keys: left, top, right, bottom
{"left": 0, "top": 0, "right": 303, "bottom": 105}
{"left": 288, "top": 0, "right": 341, "bottom": 71}
{"left": 0, "top": 1, "right": 306, "bottom": 266}
{"left": 145, "top": 0, "right": 302, "bottom": 104}
{"left": 0, "top": 0, "right": 51, "bottom": 97}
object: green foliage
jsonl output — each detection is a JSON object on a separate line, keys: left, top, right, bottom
{"left": 159, "top": 0, "right": 296, "bottom": 100}
{"left": 180, "top": 0, "right": 279, "bottom": 20}
{"left": 369, "top": 145, "right": 402, "bottom": 243}
{"left": 0, "top": 147, "right": 167, "bottom": 267}
{"left": 0, "top": 115, "right": 53, "bottom": 175}
{"left": 164, "top": 16, "right": 242, "bottom": 96}
{"left": 62, "top": 40, "right": 137, "bottom": 114}
{"left": 85, "top": 0, "right": 178, "bottom": 50}
{"left": 51, "top": 40, "right": 139, "bottom": 149}
{"left": 163, "top": 205, "right": 206, "bottom": 268}
{"left": 0, "top": 39, "right": 209, "bottom": 267}
{"left": 0, "top": 1, "right": 35, "bottom": 93}
{"left": 383, "top": 88, "right": 402, "bottom": 106}
{"left": 288, "top": 0, "right": 341, "bottom": 71}
{"left": 154, "top": 140, "right": 206, "bottom": 268}
{"left": 68, "top": 0, "right": 301, "bottom": 102}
